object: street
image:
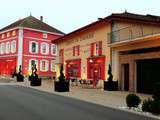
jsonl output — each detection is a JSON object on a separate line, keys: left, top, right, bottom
{"left": 0, "top": 85, "right": 158, "bottom": 120}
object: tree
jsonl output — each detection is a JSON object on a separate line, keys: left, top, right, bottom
{"left": 58, "top": 64, "right": 65, "bottom": 82}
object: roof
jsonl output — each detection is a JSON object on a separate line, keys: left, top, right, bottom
{"left": 0, "top": 16, "right": 64, "bottom": 34}
{"left": 53, "top": 12, "right": 160, "bottom": 43}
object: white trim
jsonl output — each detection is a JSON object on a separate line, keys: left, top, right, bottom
{"left": 0, "top": 27, "right": 19, "bottom": 34}
{"left": 40, "top": 42, "right": 49, "bottom": 55}
{"left": 5, "top": 41, "right": 10, "bottom": 54}
{"left": 51, "top": 44, "right": 57, "bottom": 55}
{"left": 23, "top": 54, "right": 56, "bottom": 59}
{"left": 0, "top": 37, "right": 17, "bottom": 42}
{"left": 17, "top": 27, "right": 23, "bottom": 70}
{"left": 0, "top": 54, "right": 17, "bottom": 58}
{"left": 50, "top": 60, "right": 56, "bottom": 72}
{"left": 24, "top": 27, "right": 64, "bottom": 36}
{"left": 29, "top": 41, "right": 38, "bottom": 54}
{"left": 24, "top": 36, "right": 52, "bottom": 42}
{"left": 40, "top": 60, "right": 49, "bottom": 72}
{"left": 11, "top": 40, "right": 16, "bottom": 53}
{"left": 28, "top": 59, "right": 38, "bottom": 71}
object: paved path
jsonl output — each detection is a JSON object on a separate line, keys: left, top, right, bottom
{"left": 0, "top": 85, "right": 158, "bottom": 120}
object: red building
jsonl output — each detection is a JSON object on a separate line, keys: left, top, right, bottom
{"left": 0, "top": 16, "right": 64, "bottom": 78}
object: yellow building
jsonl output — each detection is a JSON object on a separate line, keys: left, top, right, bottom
{"left": 53, "top": 12, "right": 160, "bottom": 91}
{"left": 108, "top": 12, "right": 160, "bottom": 94}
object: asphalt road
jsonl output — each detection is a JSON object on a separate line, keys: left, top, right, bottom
{"left": 0, "top": 85, "right": 158, "bottom": 120}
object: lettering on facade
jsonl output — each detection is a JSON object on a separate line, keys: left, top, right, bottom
{"left": 65, "top": 32, "right": 95, "bottom": 45}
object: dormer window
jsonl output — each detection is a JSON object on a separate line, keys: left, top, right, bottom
{"left": 7, "top": 32, "right": 10, "bottom": 37}
{"left": 43, "top": 32, "right": 47, "bottom": 39}
{"left": 12, "top": 31, "right": 16, "bottom": 36}
{"left": 1, "top": 34, "right": 5, "bottom": 39}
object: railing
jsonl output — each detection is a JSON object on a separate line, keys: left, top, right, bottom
{"left": 108, "top": 25, "right": 160, "bottom": 44}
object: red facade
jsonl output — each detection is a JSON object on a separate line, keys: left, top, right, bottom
{"left": 0, "top": 28, "right": 63, "bottom": 77}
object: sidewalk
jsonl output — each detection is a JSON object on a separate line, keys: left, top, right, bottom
{"left": 16, "top": 79, "right": 151, "bottom": 108}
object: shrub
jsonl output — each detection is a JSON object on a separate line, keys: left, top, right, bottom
{"left": 150, "top": 100, "right": 160, "bottom": 115}
{"left": 142, "top": 98, "right": 153, "bottom": 112}
{"left": 153, "top": 83, "right": 160, "bottom": 101}
{"left": 126, "top": 93, "right": 141, "bottom": 108}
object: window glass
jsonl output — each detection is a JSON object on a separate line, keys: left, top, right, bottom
{"left": 41, "top": 43, "right": 49, "bottom": 54}
{"left": 51, "top": 44, "right": 57, "bottom": 55}
{"left": 6, "top": 42, "right": 10, "bottom": 54}
{"left": 11, "top": 40, "right": 16, "bottom": 53}
{"left": 29, "top": 41, "right": 38, "bottom": 53}
{"left": 51, "top": 60, "right": 56, "bottom": 71}
{"left": 40, "top": 60, "right": 49, "bottom": 71}
{"left": 1, "top": 43, "right": 5, "bottom": 54}
{"left": 1, "top": 34, "right": 5, "bottom": 39}
{"left": 7, "top": 32, "right": 10, "bottom": 37}
{"left": 43, "top": 33, "right": 47, "bottom": 39}
{"left": 12, "top": 31, "right": 16, "bottom": 36}
{"left": 28, "top": 59, "right": 38, "bottom": 70}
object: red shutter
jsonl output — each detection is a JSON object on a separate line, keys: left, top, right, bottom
{"left": 73, "top": 46, "right": 75, "bottom": 56}
{"left": 91, "top": 43, "right": 94, "bottom": 57}
{"left": 98, "top": 41, "right": 102, "bottom": 55}
{"left": 77, "top": 45, "right": 80, "bottom": 56}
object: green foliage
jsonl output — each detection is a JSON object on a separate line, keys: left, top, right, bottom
{"left": 150, "top": 100, "right": 160, "bottom": 115}
{"left": 142, "top": 98, "right": 153, "bottom": 112}
{"left": 58, "top": 65, "right": 65, "bottom": 82}
{"left": 153, "top": 83, "right": 160, "bottom": 101}
{"left": 108, "top": 64, "right": 113, "bottom": 82}
{"left": 126, "top": 93, "right": 141, "bottom": 108}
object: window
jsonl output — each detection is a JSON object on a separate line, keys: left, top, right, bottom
{"left": 29, "top": 41, "right": 38, "bottom": 53}
{"left": 7, "top": 32, "right": 10, "bottom": 37}
{"left": 28, "top": 59, "right": 38, "bottom": 71}
{"left": 12, "top": 31, "right": 16, "bottom": 36}
{"left": 51, "top": 44, "right": 57, "bottom": 55}
{"left": 0, "top": 44, "right": 1, "bottom": 54}
{"left": 40, "top": 60, "right": 49, "bottom": 71}
{"left": 1, "top": 34, "right": 5, "bottom": 39}
{"left": 40, "top": 42, "right": 49, "bottom": 54}
{"left": 91, "top": 41, "right": 102, "bottom": 56}
{"left": 6, "top": 42, "right": 10, "bottom": 54}
{"left": 43, "top": 33, "right": 47, "bottom": 39}
{"left": 73, "top": 45, "right": 80, "bottom": 56}
{"left": 11, "top": 40, "right": 16, "bottom": 53}
{"left": 1, "top": 43, "right": 5, "bottom": 54}
{"left": 51, "top": 60, "right": 56, "bottom": 72}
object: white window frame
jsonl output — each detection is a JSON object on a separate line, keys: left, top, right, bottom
{"left": 40, "top": 42, "right": 49, "bottom": 55}
{"left": 11, "top": 40, "right": 16, "bottom": 53}
{"left": 50, "top": 60, "right": 56, "bottom": 72}
{"left": 1, "top": 34, "right": 5, "bottom": 39}
{"left": 40, "top": 60, "right": 49, "bottom": 72}
{"left": 6, "top": 42, "right": 10, "bottom": 54}
{"left": 0, "top": 43, "right": 1, "bottom": 54}
{"left": 43, "top": 33, "right": 47, "bottom": 39}
{"left": 1, "top": 43, "right": 5, "bottom": 54}
{"left": 29, "top": 41, "right": 38, "bottom": 54}
{"left": 51, "top": 44, "right": 57, "bottom": 55}
{"left": 28, "top": 59, "right": 38, "bottom": 71}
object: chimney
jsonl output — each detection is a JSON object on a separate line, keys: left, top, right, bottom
{"left": 40, "top": 16, "right": 43, "bottom": 22}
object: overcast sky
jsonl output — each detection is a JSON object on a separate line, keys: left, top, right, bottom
{"left": 0, "top": 0, "right": 160, "bottom": 33}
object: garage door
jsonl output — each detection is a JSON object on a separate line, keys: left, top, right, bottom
{"left": 137, "top": 59, "right": 160, "bottom": 94}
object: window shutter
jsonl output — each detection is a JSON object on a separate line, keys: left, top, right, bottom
{"left": 73, "top": 46, "right": 75, "bottom": 56}
{"left": 91, "top": 43, "right": 94, "bottom": 56}
{"left": 77, "top": 45, "right": 80, "bottom": 56}
{"left": 98, "top": 41, "right": 102, "bottom": 55}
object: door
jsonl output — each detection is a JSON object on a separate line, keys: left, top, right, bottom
{"left": 137, "top": 59, "right": 160, "bottom": 94}
{"left": 123, "top": 64, "right": 129, "bottom": 91}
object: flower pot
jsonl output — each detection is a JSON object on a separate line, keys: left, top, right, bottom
{"left": 54, "top": 81, "right": 70, "bottom": 92}
{"left": 104, "top": 81, "right": 118, "bottom": 91}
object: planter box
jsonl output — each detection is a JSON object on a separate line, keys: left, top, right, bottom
{"left": 29, "top": 76, "right": 42, "bottom": 86}
{"left": 104, "top": 81, "right": 118, "bottom": 91}
{"left": 16, "top": 74, "right": 24, "bottom": 82}
{"left": 54, "top": 81, "right": 70, "bottom": 92}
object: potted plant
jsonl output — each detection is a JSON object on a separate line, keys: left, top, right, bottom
{"left": 54, "top": 64, "right": 69, "bottom": 92}
{"left": 104, "top": 64, "right": 118, "bottom": 91}
{"left": 16, "top": 65, "right": 24, "bottom": 82}
{"left": 29, "top": 64, "right": 42, "bottom": 86}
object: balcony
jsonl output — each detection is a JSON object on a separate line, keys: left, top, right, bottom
{"left": 108, "top": 25, "right": 160, "bottom": 45}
